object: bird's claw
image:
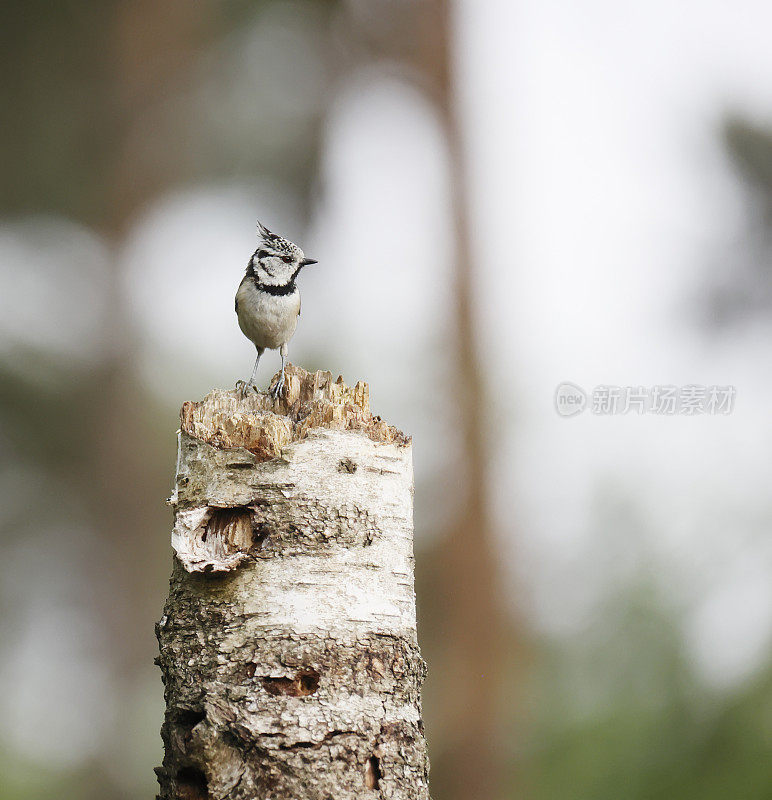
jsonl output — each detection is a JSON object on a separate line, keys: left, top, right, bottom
{"left": 236, "top": 380, "right": 257, "bottom": 399}
{"left": 270, "top": 373, "right": 285, "bottom": 400}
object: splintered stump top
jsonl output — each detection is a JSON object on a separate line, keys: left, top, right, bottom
{"left": 180, "top": 364, "right": 410, "bottom": 461}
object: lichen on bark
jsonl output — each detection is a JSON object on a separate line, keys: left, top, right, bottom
{"left": 157, "top": 366, "right": 430, "bottom": 799}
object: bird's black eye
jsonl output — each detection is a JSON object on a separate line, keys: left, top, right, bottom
{"left": 282, "top": 255, "right": 293, "bottom": 264}
{"left": 257, "top": 249, "right": 268, "bottom": 258}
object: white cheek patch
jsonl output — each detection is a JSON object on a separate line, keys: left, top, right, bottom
{"left": 257, "top": 263, "right": 280, "bottom": 284}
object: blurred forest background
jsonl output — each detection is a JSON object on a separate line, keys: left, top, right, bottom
{"left": 1, "top": 1, "right": 771, "bottom": 798}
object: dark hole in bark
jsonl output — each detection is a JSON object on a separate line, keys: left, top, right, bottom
{"left": 252, "top": 522, "right": 271, "bottom": 549}
{"left": 199, "top": 507, "right": 265, "bottom": 555}
{"left": 175, "top": 707, "right": 205, "bottom": 728}
{"left": 365, "top": 755, "right": 381, "bottom": 790}
{"left": 298, "top": 670, "right": 320, "bottom": 694}
{"left": 176, "top": 766, "right": 208, "bottom": 800}
{"left": 205, "top": 508, "right": 250, "bottom": 541}
{"left": 263, "top": 668, "right": 320, "bottom": 697}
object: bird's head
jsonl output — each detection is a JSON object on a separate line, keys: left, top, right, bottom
{"left": 249, "top": 222, "right": 317, "bottom": 287}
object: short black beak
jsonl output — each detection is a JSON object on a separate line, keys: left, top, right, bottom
{"left": 301, "top": 257, "right": 318, "bottom": 266}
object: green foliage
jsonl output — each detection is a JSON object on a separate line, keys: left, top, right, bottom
{"left": 520, "top": 587, "right": 772, "bottom": 800}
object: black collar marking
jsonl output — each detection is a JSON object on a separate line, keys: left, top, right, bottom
{"left": 253, "top": 279, "right": 297, "bottom": 296}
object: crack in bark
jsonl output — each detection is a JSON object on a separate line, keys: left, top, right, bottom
{"left": 277, "top": 729, "right": 359, "bottom": 750}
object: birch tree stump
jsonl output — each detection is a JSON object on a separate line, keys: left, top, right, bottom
{"left": 155, "top": 365, "right": 430, "bottom": 800}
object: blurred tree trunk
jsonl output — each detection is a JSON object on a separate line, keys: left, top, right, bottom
{"left": 418, "top": 3, "right": 508, "bottom": 798}
{"left": 87, "top": 0, "right": 223, "bottom": 691}
{"left": 0, "top": 3, "right": 223, "bottom": 795}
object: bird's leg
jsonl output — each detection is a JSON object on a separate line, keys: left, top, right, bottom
{"left": 271, "top": 345, "right": 287, "bottom": 400}
{"left": 237, "top": 349, "right": 263, "bottom": 398}
{"left": 249, "top": 350, "right": 262, "bottom": 386}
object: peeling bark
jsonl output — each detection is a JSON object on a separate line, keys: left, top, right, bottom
{"left": 156, "top": 366, "right": 430, "bottom": 799}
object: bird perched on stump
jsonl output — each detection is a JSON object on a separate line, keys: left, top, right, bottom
{"left": 235, "top": 222, "right": 317, "bottom": 399}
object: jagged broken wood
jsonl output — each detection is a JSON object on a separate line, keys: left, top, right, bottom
{"left": 155, "top": 365, "right": 430, "bottom": 799}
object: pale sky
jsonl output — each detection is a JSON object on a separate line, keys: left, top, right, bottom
{"left": 458, "top": 0, "right": 772, "bottom": 686}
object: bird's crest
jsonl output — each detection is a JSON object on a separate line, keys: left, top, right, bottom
{"left": 256, "top": 221, "right": 301, "bottom": 257}
{"left": 256, "top": 221, "right": 274, "bottom": 240}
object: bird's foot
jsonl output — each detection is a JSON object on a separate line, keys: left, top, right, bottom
{"left": 236, "top": 380, "right": 258, "bottom": 399}
{"left": 270, "top": 372, "right": 285, "bottom": 401}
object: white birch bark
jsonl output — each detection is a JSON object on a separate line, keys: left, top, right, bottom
{"left": 156, "top": 366, "right": 430, "bottom": 800}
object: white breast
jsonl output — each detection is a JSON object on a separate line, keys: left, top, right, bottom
{"left": 236, "top": 278, "right": 301, "bottom": 351}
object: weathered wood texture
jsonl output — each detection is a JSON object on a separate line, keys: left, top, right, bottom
{"left": 156, "top": 365, "right": 430, "bottom": 800}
